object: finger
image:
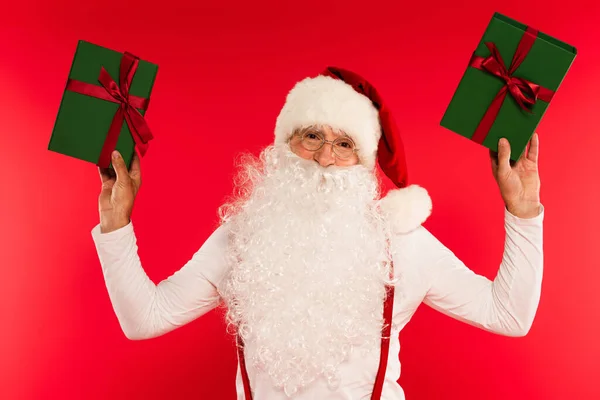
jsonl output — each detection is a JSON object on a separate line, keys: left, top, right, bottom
{"left": 489, "top": 148, "right": 499, "bottom": 163}
{"left": 497, "top": 138, "right": 512, "bottom": 173}
{"left": 527, "top": 132, "right": 539, "bottom": 164}
{"left": 111, "top": 151, "right": 131, "bottom": 184}
{"left": 98, "top": 167, "right": 115, "bottom": 205}
{"left": 489, "top": 149, "right": 499, "bottom": 174}
{"left": 129, "top": 151, "right": 142, "bottom": 191}
{"left": 98, "top": 166, "right": 116, "bottom": 184}
{"left": 129, "top": 151, "right": 141, "bottom": 180}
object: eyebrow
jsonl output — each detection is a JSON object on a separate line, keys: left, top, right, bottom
{"left": 302, "top": 126, "right": 350, "bottom": 138}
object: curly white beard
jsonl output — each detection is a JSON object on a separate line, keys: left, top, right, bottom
{"left": 218, "top": 144, "right": 393, "bottom": 397}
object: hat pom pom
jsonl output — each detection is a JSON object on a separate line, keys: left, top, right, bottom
{"left": 379, "top": 185, "right": 432, "bottom": 234}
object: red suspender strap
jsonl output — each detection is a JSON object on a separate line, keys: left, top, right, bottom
{"left": 371, "top": 277, "right": 395, "bottom": 399}
{"left": 237, "top": 261, "right": 395, "bottom": 400}
{"left": 237, "top": 335, "right": 253, "bottom": 400}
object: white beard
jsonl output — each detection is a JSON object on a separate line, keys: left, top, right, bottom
{"left": 218, "top": 144, "right": 393, "bottom": 397}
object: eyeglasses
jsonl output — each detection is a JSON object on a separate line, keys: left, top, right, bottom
{"left": 295, "top": 130, "right": 359, "bottom": 159}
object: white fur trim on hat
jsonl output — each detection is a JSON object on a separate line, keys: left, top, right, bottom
{"left": 274, "top": 75, "right": 381, "bottom": 170}
{"left": 378, "top": 185, "right": 432, "bottom": 234}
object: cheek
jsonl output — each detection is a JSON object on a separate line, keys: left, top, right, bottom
{"left": 291, "top": 141, "right": 314, "bottom": 160}
{"left": 337, "top": 154, "right": 360, "bottom": 166}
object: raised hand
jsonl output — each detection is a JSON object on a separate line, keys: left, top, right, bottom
{"left": 489, "top": 133, "right": 542, "bottom": 219}
{"left": 98, "top": 150, "right": 142, "bottom": 233}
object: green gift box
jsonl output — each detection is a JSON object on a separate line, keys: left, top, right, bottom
{"left": 48, "top": 40, "right": 159, "bottom": 170}
{"left": 440, "top": 13, "right": 577, "bottom": 161}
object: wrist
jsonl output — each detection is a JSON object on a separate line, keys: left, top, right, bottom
{"left": 100, "top": 217, "right": 131, "bottom": 233}
{"left": 506, "top": 202, "right": 542, "bottom": 219}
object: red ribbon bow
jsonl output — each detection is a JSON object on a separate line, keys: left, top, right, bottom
{"left": 468, "top": 27, "right": 554, "bottom": 145}
{"left": 66, "top": 52, "right": 153, "bottom": 168}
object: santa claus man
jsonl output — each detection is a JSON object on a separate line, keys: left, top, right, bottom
{"left": 93, "top": 67, "right": 544, "bottom": 399}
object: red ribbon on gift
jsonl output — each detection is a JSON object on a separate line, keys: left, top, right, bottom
{"left": 66, "top": 52, "right": 153, "bottom": 168}
{"left": 468, "top": 27, "right": 555, "bottom": 144}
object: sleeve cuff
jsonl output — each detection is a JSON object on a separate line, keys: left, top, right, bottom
{"left": 91, "top": 221, "right": 134, "bottom": 242}
{"left": 505, "top": 204, "right": 545, "bottom": 226}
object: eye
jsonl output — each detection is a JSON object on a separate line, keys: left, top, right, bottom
{"left": 336, "top": 140, "right": 354, "bottom": 149}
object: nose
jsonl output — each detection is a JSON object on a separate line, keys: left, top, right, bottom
{"left": 314, "top": 142, "right": 336, "bottom": 167}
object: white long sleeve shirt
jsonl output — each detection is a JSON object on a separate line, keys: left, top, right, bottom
{"left": 91, "top": 206, "right": 544, "bottom": 399}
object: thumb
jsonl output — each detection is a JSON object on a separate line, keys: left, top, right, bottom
{"left": 497, "top": 138, "right": 512, "bottom": 173}
{"left": 111, "top": 151, "right": 130, "bottom": 184}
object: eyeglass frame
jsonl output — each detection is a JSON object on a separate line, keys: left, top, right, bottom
{"left": 290, "top": 128, "right": 360, "bottom": 160}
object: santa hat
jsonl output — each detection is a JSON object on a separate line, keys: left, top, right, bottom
{"left": 274, "top": 66, "right": 432, "bottom": 233}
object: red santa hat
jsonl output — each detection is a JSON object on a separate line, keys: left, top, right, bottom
{"left": 274, "top": 66, "right": 432, "bottom": 233}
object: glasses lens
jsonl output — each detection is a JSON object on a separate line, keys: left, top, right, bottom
{"left": 301, "top": 132, "right": 324, "bottom": 151}
{"left": 333, "top": 138, "right": 355, "bottom": 159}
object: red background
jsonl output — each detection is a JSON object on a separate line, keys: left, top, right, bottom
{"left": 1, "top": 0, "right": 598, "bottom": 398}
